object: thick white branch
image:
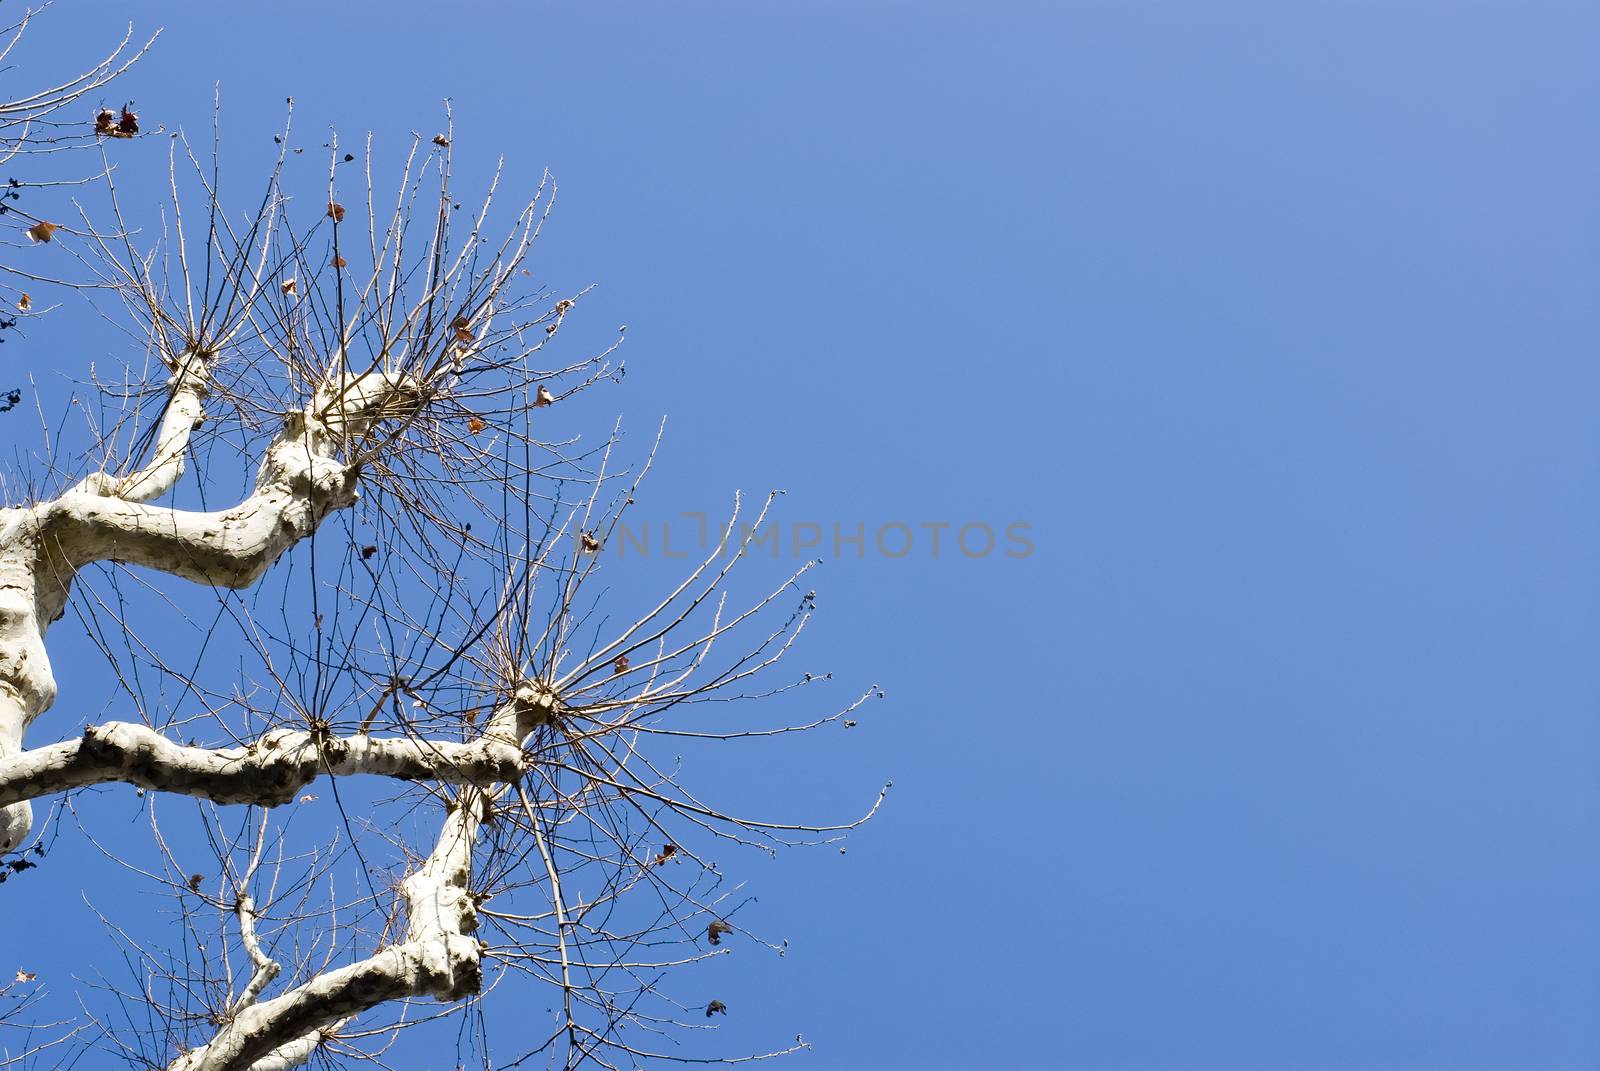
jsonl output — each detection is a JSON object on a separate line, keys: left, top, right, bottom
{"left": 72, "top": 350, "right": 211, "bottom": 503}
{"left": 0, "top": 369, "right": 422, "bottom": 849}
{"left": 45, "top": 373, "right": 417, "bottom": 587}
{"left": 155, "top": 687, "right": 560, "bottom": 1068}
{"left": 0, "top": 686, "right": 558, "bottom": 810}
{"left": 170, "top": 791, "right": 488, "bottom": 1071}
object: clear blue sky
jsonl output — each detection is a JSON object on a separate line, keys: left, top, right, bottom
{"left": 7, "top": 2, "right": 1600, "bottom": 1068}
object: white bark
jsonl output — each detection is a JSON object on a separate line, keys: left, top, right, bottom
{"left": 0, "top": 354, "right": 567, "bottom": 1067}
{"left": 72, "top": 350, "right": 211, "bottom": 503}
{"left": 156, "top": 687, "right": 563, "bottom": 1068}
{"left": 0, "top": 119, "right": 627, "bottom": 1067}
{"left": 231, "top": 895, "right": 280, "bottom": 1016}
{"left": 168, "top": 773, "right": 494, "bottom": 1071}
{"left": 0, "top": 690, "right": 557, "bottom": 810}
{"left": 232, "top": 1031, "right": 327, "bottom": 1071}
{"left": 0, "top": 365, "right": 420, "bottom": 850}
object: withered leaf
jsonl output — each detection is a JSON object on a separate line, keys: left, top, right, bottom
{"left": 580, "top": 531, "right": 601, "bottom": 554}
{"left": 281, "top": 278, "right": 297, "bottom": 295}
{"left": 13, "top": 969, "right": 35, "bottom": 982}
{"left": 613, "top": 654, "right": 629, "bottom": 675}
{"left": 117, "top": 106, "right": 138, "bottom": 135}
{"left": 554, "top": 298, "right": 573, "bottom": 315}
{"left": 534, "top": 385, "right": 555, "bottom": 408}
{"left": 16, "top": 294, "right": 29, "bottom": 311}
{"left": 652, "top": 843, "right": 676, "bottom": 866}
{"left": 25, "top": 221, "right": 56, "bottom": 243}
{"left": 360, "top": 545, "right": 377, "bottom": 560}
{"left": 467, "top": 416, "right": 487, "bottom": 435}
{"left": 455, "top": 326, "right": 474, "bottom": 343}
{"left": 706, "top": 1000, "right": 727, "bottom": 1017}
{"left": 94, "top": 109, "right": 116, "bottom": 135}
{"left": 706, "top": 919, "right": 734, "bottom": 945}
{"left": 331, "top": 254, "right": 347, "bottom": 269}
{"left": 327, "top": 201, "right": 346, "bottom": 222}
{"left": 432, "top": 134, "right": 451, "bottom": 147}
{"left": 187, "top": 874, "right": 204, "bottom": 891}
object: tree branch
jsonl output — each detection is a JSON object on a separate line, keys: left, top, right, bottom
{"left": 71, "top": 348, "right": 212, "bottom": 503}
{"left": 0, "top": 684, "right": 559, "bottom": 811}
{"left": 169, "top": 774, "right": 491, "bottom": 1071}
{"left": 43, "top": 369, "right": 419, "bottom": 587}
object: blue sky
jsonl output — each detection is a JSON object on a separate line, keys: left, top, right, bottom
{"left": 6, "top": 2, "right": 1600, "bottom": 1068}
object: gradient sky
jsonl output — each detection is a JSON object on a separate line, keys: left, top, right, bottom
{"left": 5, "top": 2, "right": 1600, "bottom": 1069}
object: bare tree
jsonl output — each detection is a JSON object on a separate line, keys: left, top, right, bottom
{"left": 0, "top": 24, "right": 883, "bottom": 1071}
